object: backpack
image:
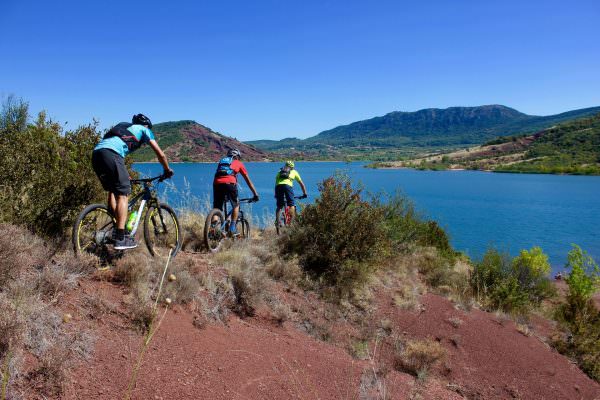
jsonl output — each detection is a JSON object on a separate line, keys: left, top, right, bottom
{"left": 104, "top": 122, "right": 142, "bottom": 153}
{"left": 215, "top": 156, "right": 235, "bottom": 177}
{"left": 279, "top": 165, "right": 293, "bottom": 179}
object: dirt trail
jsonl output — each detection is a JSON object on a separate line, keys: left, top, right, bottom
{"left": 33, "top": 253, "right": 600, "bottom": 400}
{"left": 62, "top": 282, "right": 458, "bottom": 399}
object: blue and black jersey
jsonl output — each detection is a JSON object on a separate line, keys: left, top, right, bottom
{"left": 94, "top": 124, "right": 155, "bottom": 157}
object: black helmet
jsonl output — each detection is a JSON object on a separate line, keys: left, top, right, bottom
{"left": 132, "top": 113, "right": 153, "bottom": 129}
{"left": 227, "top": 148, "right": 241, "bottom": 158}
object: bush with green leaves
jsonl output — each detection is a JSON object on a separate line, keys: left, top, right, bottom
{"left": 553, "top": 245, "right": 600, "bottom": 382}
{"left": 370, "top": 191, "right": 455, "bottom": 258}
{"left": 0, "top": 96, "right": 105, "bottom": 237}
{"left": 470, "top": 247, "right": 555, "bottom": 314}
{"left": 283, "top": 174, "right": 458, "bottom": 299}
{"left": 284, "top": 174, "right": 388, "bottom": 298}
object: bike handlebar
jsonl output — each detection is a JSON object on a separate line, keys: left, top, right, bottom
{"left": 240, "top": 198, "right": 258, "bottom": 203}
{"left": 130, "top": 174, "right": 169, "bottom": 185}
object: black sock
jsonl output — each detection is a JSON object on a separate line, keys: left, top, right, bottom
{"left": 116, "top": 229, "right": 125, "bottom": 241}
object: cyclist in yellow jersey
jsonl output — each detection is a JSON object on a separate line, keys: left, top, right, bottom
{"left": 275, "top": 160, "right": 307, "bottom": 226}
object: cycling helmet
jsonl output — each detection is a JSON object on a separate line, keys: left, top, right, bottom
{"left": 285, "top": 160, "right": 295, "bottom": 168}
{"left": 132, "top": 113, "right": 153, "bottom": 129}
{"left": 227, "top": 148, "right": 241, "bottom": 158}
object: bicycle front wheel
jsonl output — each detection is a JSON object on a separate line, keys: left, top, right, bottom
{"left": 144, "top": 204, "right": 182, "bottom": 258}
{"left": 73, "top": 204, "right": 115, "bottom": 258}
{"left": 204, "top": 208, "right": 226, "bottom": 252}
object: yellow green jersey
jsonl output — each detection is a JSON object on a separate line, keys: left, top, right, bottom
{"left": 275, "top": 168, "right": 302, "bottom": 187}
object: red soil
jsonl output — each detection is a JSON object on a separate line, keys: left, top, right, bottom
{"left": 376, "top": 292, "right": 600, "bottom": 400}
{"left": 22, "top": 257, "right": 600, "bottom": 400}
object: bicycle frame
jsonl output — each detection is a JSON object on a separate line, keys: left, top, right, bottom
{"left": 127, "top": 177, "right": 163, "bottom": 236}
{"left": 277, "top": 195, "right": 305, "bottom": 228}
{"left": 219, "top": 196, "right": 250, "bottom": 230}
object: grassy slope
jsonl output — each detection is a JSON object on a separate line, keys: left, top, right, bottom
{"left": 495, "top": 113, "right": 600, "bottom": 174}
{"left": 380, "top": 113, "right": 600, "bottom": 175}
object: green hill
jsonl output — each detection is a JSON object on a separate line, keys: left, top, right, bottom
{"left": 382, "top": 112, "right": 600, "bottom": 175}
{"left": 247, "top": 105, "right": 600, "bottom": 158}
{"left": 495, "top": 112, "right": 600, "bottom": 174}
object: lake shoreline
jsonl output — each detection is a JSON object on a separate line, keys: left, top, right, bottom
{"left": 368, "top": 163, "right": 600, "bottom": 176}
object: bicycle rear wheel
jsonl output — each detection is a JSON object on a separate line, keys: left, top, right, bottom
{"left": 204, "top": 208, "right": 226, "bottom": 252}
{"left": 275, "top": 210, "right": 285, "bottom": 235}
{"left": 144, "top": 204, "right": 182, "bottom": 258}
{"left": 73, "top": 204, "right": 115, "bottom": 258}
{"left": 236, "top": 219, "right": 250, "bottom": 240}
{"left": 276, "top": 207, "right": 291, "bottom": 235}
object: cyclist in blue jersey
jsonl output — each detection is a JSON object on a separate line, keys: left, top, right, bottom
{"left": 92, "top": 114, "right": 173, "bottom": 250}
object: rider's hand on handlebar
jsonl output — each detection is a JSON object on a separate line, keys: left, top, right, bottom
{"left": 252, "top": 195, "right": 259, "bottom": 203}
{"left": 300, "top": 194, "right": 308, "bottom": 199}
{"left": 163, "top": 168, "right": 174, "bottom": 179}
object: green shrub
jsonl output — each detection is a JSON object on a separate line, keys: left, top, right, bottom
{"left": 0, "top": 97, "right": 105, "bottom": 237}
{"left": 564, "top": 244, "right": 600, "bottom": 302}
{"left": 373, "top": 192, "right": 453, "bottom": 254}
{"left": 284, "top": 174, "right": 388, "bottom": 298}
{"left": 553, "top": 246, "right": 600, "bottom": 382}
{"left": 471, "top": 247, "right": 555, "bottom": 314}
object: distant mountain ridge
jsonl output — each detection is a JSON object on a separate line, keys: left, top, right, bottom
{"left": 130, "top": 120, "right": 270, "bottom": 162}
{"left": 247, "top": 105, "right": 600, "bottom": 154}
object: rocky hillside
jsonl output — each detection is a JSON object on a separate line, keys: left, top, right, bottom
{"left": 247, "top": 105, "right": 600, "bottom": 157}
{"left": 130, "top": 120, "right": 271, "bottom": 162}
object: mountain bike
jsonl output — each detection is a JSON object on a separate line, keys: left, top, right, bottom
{"left": 276, "top": 195, "right": 307, "bottom": 235}
{"left": 203, "top": 196, "right": 256, "bottom": 252}
{"left": 72, "top": 174, "right": 182, "bottom": 259}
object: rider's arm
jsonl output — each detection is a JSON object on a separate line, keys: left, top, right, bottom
{"left": 148, "top": 140, "right": 173, "bottom": 176}
{"left": 241, "top": 173, "right": 259, "bottom": 197}
{"left": 293, "top": 171, "right": 307, "bottom": 196}
{"left": 298, "top": 180, "right": 307, "bottom": 196}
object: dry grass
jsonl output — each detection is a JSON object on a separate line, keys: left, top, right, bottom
{"left": 229, "top": 266, "right": 267, "bottom": 317}
{"left": 395, "top": 338, "right": 447, "bottom": 380}
{"left": 447, "top": 317, "right": 464, "bottom": 328}
{"left": 0, "top": 223, "right": 48, "bottom": 287}
{"left": 197, "top": 274, "right": 232, "bottom": 324}
{"left": 0, "top": 224, "right": 98, "bottom": 398}
{"left": 112, "top": 249, "right": 152, "bottom": 287}
{"left": 179, "top": 211, "right": 206, "bottom": 252}
{"left": 271, "top": 301, "right": 292, "bottom": 326}
{"left": 161, "top": 257, "right": 200, "bottom": 304}
{"left": 212, "top": 242, "right": 272, "bottom": 318}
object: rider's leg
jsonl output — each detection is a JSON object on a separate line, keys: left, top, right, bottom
{"left": 275, "top": 184, "right": 286, "bottom": 226}
{"left": 285, "top": 185, "right": 296, "bottom": 223}
{"left": 115, "top": 194, "right": 128, "bottom": 236}
{"left": 212, "top": 183, "right": 224, "bottom": 223}
{"left": 230, "top": 204, "right": 240, "bottom": 229}
{"left": 107, "top": 192, "right": 117, "bottom": 215}
{"left": 228, "top": 184, "right": 240, "bottom": 234}
{"left": 114, "top": 193, "right": 137, "bottom": 249}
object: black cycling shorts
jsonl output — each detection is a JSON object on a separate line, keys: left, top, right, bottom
{"left": 213, "top": 183, "right": 239, "bottom": 211}
{"left": 275, "top": 184, "right": 295, "bottom": 209}
{"left": 91, "top": 148, "right": 131, "bottom": 196}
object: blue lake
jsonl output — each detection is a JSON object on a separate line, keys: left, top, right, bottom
{"left": 134, "top": 162, "right": 600, "bottom": 270}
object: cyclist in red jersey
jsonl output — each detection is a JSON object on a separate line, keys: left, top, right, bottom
{"left": 212, "top": 149, "right": 259, "bottom": 235}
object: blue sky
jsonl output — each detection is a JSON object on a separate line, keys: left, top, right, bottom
{"left": 1, "top": 0, "right": 599, "bottom": 140}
